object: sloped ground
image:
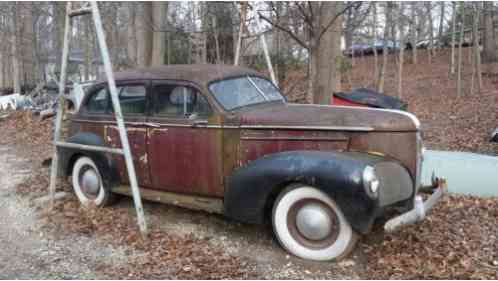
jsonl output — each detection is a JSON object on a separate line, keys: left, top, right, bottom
{"left": 282, "top": 48, "right": 498, "bottom": 155}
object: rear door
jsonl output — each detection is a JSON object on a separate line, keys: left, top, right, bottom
{"left": 146, "top": 80, "right": 224, "bottom": 197}
{"left": 105, "top": 81, "right": 152, "bottom": 187}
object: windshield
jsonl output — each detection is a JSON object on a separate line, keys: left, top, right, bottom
{"left": 209, "top": 76, "right": 284, "bottom": 110}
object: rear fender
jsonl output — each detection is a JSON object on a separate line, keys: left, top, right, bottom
{"left": 224, "top": 151, "right": 385, "bottom": 234}
{"left": 59, "top": 132, "right": 120, "bottom": 188}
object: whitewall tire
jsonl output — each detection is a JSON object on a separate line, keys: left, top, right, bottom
{"left": 71, "top": 156, "right": 113, "bottom": 207}
{"left": 272, "top": 185, "right": 358, "bottom": 261}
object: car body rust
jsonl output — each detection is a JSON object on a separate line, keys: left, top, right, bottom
{"left": 63, "top": 64, "right": 435, "bottom": 236}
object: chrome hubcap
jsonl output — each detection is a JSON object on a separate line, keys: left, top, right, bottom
{"left": 80, "top": 168, "right": 100, "bottom": 196}
{"left": 295, "top": 203, "right": 332, "bottom": 241}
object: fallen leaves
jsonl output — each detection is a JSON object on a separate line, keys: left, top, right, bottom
{"left": 362, "top": 196, "right": 498, "bottom": 279}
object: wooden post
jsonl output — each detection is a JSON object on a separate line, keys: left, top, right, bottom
{"left": 256, "top": 16, "right": 278, "bottom": 86}
{"left": 48, "top": 2, "right": 72, "bottom": 210}
{"left": 234, "top": 2, "right": 247, "bottom": 66}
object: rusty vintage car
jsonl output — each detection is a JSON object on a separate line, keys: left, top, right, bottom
{"left": 59, "top": 64, "right": 445, "bottom": 261}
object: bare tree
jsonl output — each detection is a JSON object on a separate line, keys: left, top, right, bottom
{"left": 426, "top": 2, "right": 434, "bottom": 63}
{"left": 437, "top": 2, "right": 445, "bottom": 53}
{"left": 151, "top": 2, "right": 168, "bottom": 66}
{"left": 456, "top": 2, "right": 465, "bottom": 98}
{"left": 482, "top": 1, "right": 497, "bottom": 63}
{"left": 450, "top": 1, "right": 457, "bottom": 76}
{"left": 377, "top": 2, "right": 393, "bottom": 93}
{"left": 136, "top": 2, "right": 153, "bottom": 67}
{"left": 471, "top": 3, "right": 482, "bottom": 94}
{"left": 126, "top": 3, "right": 138, "bottom": 67}
{"left": 372, "top": 2, "right": 379, "bottom": 82}
{"left": 397, "top": 2, "right": 406, "bottom": 98}
{"left": 260, "top": 2, "right": 354, "bottom": 104}
{"left": 410, "top": 2, "right": 418, "bottom": 64}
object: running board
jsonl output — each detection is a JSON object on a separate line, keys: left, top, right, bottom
{"left": 112, "top": 186, "right": 224, "bottom": 215}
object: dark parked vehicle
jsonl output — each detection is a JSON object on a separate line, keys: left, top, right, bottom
{"left": 59, "top": 64, "right": 445, "bottom": 261}
{"left": 344, "top": 40, "right": 401, "bottom": 57}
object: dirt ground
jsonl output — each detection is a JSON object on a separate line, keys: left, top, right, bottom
{"left": 0, "top": 145, "right": 131, "bottom": 279}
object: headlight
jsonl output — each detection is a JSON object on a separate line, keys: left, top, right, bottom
{"left": 363, "top": 166, "right": 380, "bottom": 198}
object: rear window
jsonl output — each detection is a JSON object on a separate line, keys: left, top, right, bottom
{"left": 85, "top": 88, "right": 108, "bottom": 113}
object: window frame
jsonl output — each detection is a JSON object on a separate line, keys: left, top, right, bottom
{"left": 150, "top": 80, "right": 213, "bottom": 119}
{"left": 81, "top": 80, "right": 151, "bottom": 117}
{"left": 207, "top": 75, "right": 286, "bottom": 112}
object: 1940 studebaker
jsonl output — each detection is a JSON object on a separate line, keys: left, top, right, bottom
{"left": 59, "top": 64, "right": 446, "bottom": 261}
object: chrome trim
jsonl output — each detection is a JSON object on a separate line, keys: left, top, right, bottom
{"left": 240, "top": 125, "right": 374, "bottom": 131}
{"left": 72, "top": 119, "right": 372, "bottom": 131}
{"left": 240, "top": 136, "right": 348, "bottom": 141}
{"left": 384, "top": 184, "right": 447, "bottom": 233}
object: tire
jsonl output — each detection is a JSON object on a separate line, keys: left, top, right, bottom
{"left": 272, "top": 184, "right": 358, "bottom": 261}
{"left": 71, "top": 156, "right": 114, "bottom": 207}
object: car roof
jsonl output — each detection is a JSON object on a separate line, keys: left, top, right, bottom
{"left": 101, "top": 64, "right": 265, "bottom": 87}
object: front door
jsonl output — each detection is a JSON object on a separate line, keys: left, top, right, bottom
{"left": 105, "top": 81, "right": 152, "bottom": 187}
{"left": 147, "top": 81, "right": 224, "bottom": 197}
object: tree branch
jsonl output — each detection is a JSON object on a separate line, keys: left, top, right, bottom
{"left": 258, "top": 12, "right": 309, "bottom": 50}
{"left": 317, "top": 2, "right": 360, "bottom": 42}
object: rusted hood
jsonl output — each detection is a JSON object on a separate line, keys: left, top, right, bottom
{"left": 236, "top": 103, "right": 420, "bottom": 132}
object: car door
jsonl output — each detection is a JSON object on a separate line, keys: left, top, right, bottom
{"left": 105, "top": 81, "right": 152, "bottom": 187}
{"left": 147, "top": 80, "right": 224, "bottom": 197}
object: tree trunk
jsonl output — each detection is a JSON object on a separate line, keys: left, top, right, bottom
{"left": 426, "top": 2, "right": 434, "bottom": 63}
{"left": 398, "top": 3, "right": 405, "bottom": 98}
{"left": 312, "top": 2, "right": 343, "bottom": 105}
{"left": 482, "top": 1, "right": 497, "bottom": 63}
{"left": 136, "top": 2, "right": 153, "bottom": 67}
{"left": 410, "top": 2, "right": 418, "bottom": 64}
{"left": 472, "top": 4, "right": 482, "bottom": 94}
{"left": 12, "top": 3, "right": 21, "bottom": 93}
{"left": 450, "top": 2, "right": 457, "bottom": 76}
{"left": 21, "top": 3, "right": 35, "bottom": 86}
{"left": 126, "top": 3, "right": 137, "bottom": 66}
{"left": 151, "top": 2, "right": 168, "bottom": 66}
{"left": 372, "top": 2, "right": 379, "bottom": 83}
{"left": 53, "top": 2, "right": 65, "bottom": 77}
{"left": 378, "top": 2, "right": 392, "bottom": 93}
{"left": 456, "top": 3, "right": 465, "bottom": 98}
{"left": 234, "top": 2, "right": 247, "bottom": 66}
{"left": 84, "top": 16, "right": 91, "bottom": 81}
{"left": 438, "top": 2, "right": 445, "bottom": 51}
{"left": 212, "top": 16, "right": 221, "bottom": 64}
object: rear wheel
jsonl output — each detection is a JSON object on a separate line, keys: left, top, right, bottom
{"left": 272, "top": 185, "right": 358, "bottom": 261}
{"left": 71, "top": 156, "right": 114, "bottom": 207}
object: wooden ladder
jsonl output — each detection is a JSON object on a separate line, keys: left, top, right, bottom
{"left": 48, "top": 2, "right": 148, "bottom": 236}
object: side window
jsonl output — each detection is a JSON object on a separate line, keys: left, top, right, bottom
{"left": 154, "top": 84, "right": 211, "bottom": 118}
{"left": 118, "top": 85, "right": 146, "bottom": 115}
{"left": 85, "top": 88, "right": 108, "bottom": 113}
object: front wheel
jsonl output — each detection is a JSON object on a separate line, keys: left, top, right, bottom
{"left": 272, "top": 185, "right": 358, "bottom": 261}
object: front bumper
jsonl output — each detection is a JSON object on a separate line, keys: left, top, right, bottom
{"left": 384, "top": 176, "right": 447, "bottom": 232}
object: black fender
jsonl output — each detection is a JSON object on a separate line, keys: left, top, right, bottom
{"left": 224, "top": 150, "right": 387, "bottom": 234}
{"left": 59, "top": 132, "right": 121, "bottom": 188}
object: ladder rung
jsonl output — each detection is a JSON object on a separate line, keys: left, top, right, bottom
{"left": 55, "top": 141, "right": 123, "bottom": 155}
{"left": 69, "top": 7, "right": 92, "bottom": 18}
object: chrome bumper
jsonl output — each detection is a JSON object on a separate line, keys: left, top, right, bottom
{"left": 384, "top": 178, "right": 447, "bottom": 232}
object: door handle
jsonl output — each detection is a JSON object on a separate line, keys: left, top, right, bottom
{"left": 145, "top": 122, "right": 161, "bottom": 128}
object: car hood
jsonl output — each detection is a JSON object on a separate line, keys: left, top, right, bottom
{"left": 235, "top": 103, "right": 420, "bottom": 132}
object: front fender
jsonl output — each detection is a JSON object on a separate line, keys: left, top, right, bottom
{"left": 224, "top": 150, "right": 387, "bottom": 234}
{"left": 59, "top": 132, "right": 120, "bottom": 188}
